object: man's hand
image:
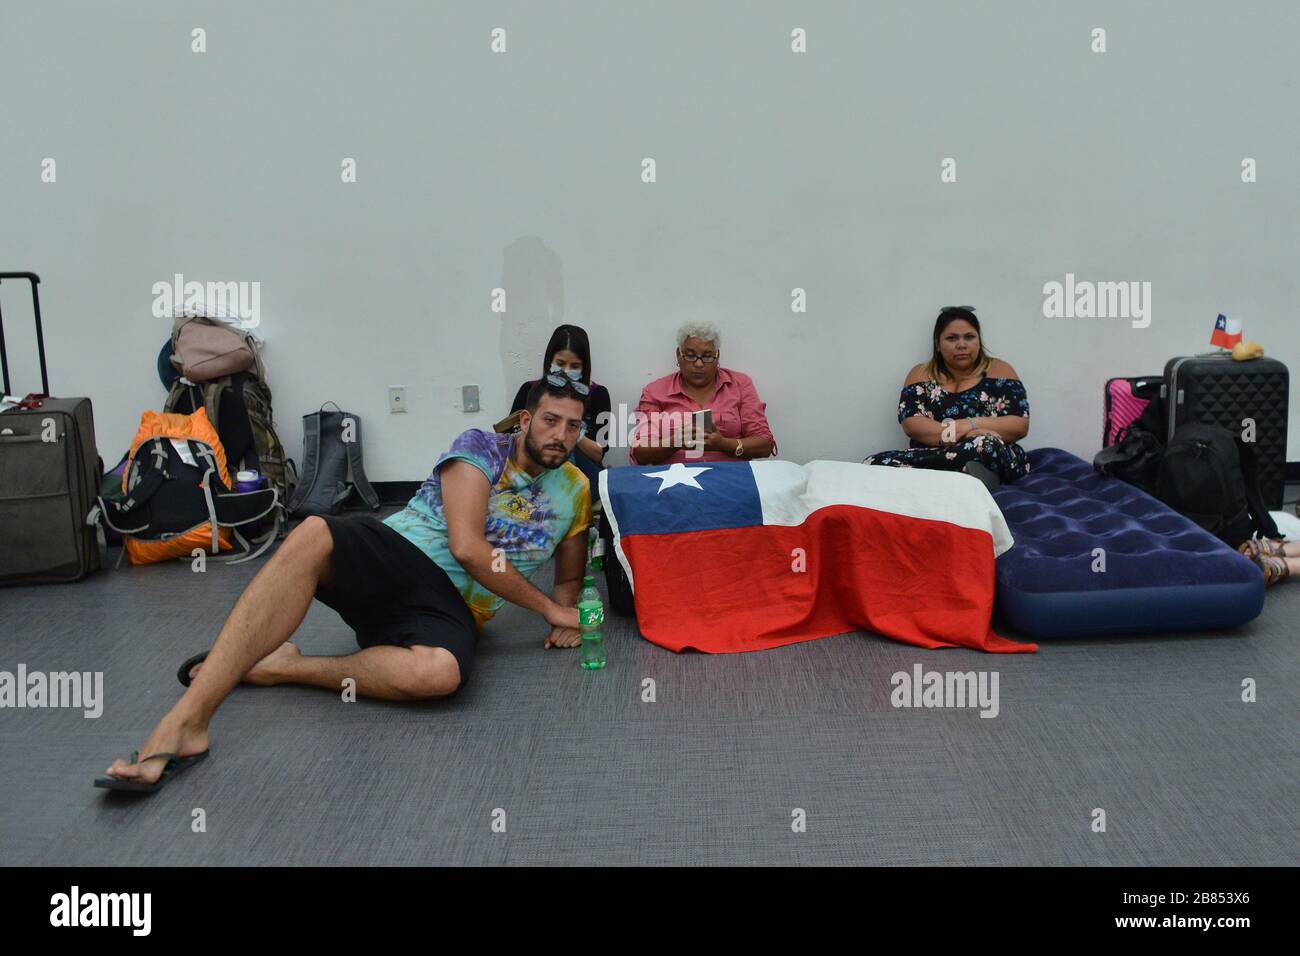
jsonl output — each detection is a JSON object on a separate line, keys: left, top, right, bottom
{"left": 544, "top": 626, "right": 582, "bottom": 649}
{"left": 545, "top": 602, "right": 581, "bottom": 630}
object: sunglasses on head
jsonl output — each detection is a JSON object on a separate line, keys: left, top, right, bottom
{"left": 940, "top": 305, "right": 976, "bottom": 314}
{"left": 545, "top": 372, "right": 589, "bottom": 396}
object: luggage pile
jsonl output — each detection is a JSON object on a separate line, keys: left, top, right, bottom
{"left": 1096, "top": 351, "right": 1288, "bottom": 548}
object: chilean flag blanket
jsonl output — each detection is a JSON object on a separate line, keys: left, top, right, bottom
{"left": 599, "top": 459, "right": 1036, "bottom": 654}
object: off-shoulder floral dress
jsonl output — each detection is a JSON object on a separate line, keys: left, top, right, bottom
{"left": 865, "top": 375, "right": 1032, "bottom": 482}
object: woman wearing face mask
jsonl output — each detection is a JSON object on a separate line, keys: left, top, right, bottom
{"left": 510, "top": 324, "right": 611, "bottom": 486}
{"left": 864, "top": 307, "right": 1031, "bottom": 490}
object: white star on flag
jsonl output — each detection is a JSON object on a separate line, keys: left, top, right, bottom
{"left": 643, "top": 462, "right": 711, "bottom": 493}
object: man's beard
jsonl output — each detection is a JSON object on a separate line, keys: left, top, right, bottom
{"left": 522, "top": 429, "right": 569, "bottom": 469}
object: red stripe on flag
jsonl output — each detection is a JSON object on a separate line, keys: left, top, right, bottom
{"left": 621, "top": 504, "right": 1036, "bottom": 654}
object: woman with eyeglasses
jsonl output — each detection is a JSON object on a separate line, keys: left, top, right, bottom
{"left": 629, "top": 322, "right": 777, "bottom": 465}
{"left": 864, "top": 307, "right": 1031, "bottom": 489}
{"left": 510, "top": 324, "right": 611, "bottom": 486}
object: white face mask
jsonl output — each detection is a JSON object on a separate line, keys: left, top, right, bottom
{"left": 549, "top": 363, "right": 583, "bottom": 382}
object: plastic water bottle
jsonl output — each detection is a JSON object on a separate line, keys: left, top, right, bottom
{"left": 578, "top": 575, "right": 606, "bottom": 670}
{"left": 588, "top": 521, "right": 605, "bottom": 570}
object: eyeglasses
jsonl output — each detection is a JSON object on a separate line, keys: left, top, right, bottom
{"left": 678, "top": 350, "right": 719, "bottom": 366}
{"left": 940, "top": 305, "right": 976, "bottom": 314}
{"left": 545, "top": 372, "right": 589, "bottom": 396}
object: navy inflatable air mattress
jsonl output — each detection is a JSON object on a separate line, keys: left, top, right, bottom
{"left": 992, "top": 448, "right": 1265, "bottom": 638}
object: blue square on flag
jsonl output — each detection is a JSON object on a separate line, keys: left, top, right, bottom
{"left": 603, "top": 460, "right": 762, "bottom": 536}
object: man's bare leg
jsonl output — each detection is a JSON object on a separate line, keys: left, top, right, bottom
{"left": 220, "top": 643, "right": 462, "bottom": 700}
{"left": 102, "top": 516, "right": 337, "bottom": 785}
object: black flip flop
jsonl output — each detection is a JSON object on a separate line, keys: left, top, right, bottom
{"left": 94, "top": 750, "right": 210, "bottom": 793}
{"left": 176, "top": 652, "right": 209, "bottom": 687}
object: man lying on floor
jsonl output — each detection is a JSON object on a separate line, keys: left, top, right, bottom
{"left": 97, "top": 376, "right": 591, "bottom": 792}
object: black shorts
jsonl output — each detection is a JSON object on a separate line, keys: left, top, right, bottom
{"left": 313, "top": 515, "right": 478, "bottom": 686}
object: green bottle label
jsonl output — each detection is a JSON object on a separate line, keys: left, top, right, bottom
{"left": 579, "top": 603, "right": 604, "bottom": 628}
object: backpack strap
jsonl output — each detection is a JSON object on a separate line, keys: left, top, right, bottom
{"left": 198, "top": 463, "right": 221, "bottom": 553}
{"left": 163, "top": 377, "right": 185, "bottom": 415}
{"left": 286, "top": 407, "right": 324, "bottom": 515}
{"left": 146, "top": 438, "right": 169, "bottom": 475}
{"left": 243, "top": 333, "right": 267, "bottom": 388}
{"left": 343, "top": 414, "right": 380, "bottom": 511}
{"left": 1234, "top": 437, "right": 1280, "bottom": 540}
{"left": 215, "top": 505, "right": 282, "bottom": 565}
{"left": 97, "top": 438, "right": 170, "bottom": 533}
{"left": 201, "top": 378, "right": 226, "bottom": 434}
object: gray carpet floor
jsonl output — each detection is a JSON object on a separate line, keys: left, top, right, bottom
{"left": 2, "top": 511, "right": 1297, "bottom": 866}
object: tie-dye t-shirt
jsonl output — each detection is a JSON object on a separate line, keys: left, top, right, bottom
{"left": 384, "top": 429, "right": 590, "bottom": 630}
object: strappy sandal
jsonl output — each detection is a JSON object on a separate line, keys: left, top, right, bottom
{"left": 1251, "top": 553, "right": 1291, "bottom": 587}
{"left": 94, "top": 750, "right": 210, "bottom": 793}
{"left": 1238, "top": 538, "right": 1286, "bottom": 560}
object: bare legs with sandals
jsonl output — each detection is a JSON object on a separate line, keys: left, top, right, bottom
{"left": 1239, "top": 537, "right": 1299, "bottom": 587}
{"left": 96, "top": 517, "right": 461, "bottom": 792}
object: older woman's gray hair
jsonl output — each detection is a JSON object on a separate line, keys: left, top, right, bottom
{"left": 675, "top": 321, "right": 722, "bottom": 351}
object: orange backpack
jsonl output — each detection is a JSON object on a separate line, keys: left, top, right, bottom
{"left": 95, "top": 407, "right": 277, "bottom": 566}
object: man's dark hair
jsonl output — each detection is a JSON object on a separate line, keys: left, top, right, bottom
{"left": 524, "top": 376, "right": 587, "bottom": 415}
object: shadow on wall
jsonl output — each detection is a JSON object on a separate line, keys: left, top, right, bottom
{"left": 500, "top": 237, "right": 564, "bottom": 392}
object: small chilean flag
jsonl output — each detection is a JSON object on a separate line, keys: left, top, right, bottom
{"left": 1210, "top": 313, "right": 1242, "bottom": 349}
{"left": 600, "top": 459, "right": 1037, "bottom": 655}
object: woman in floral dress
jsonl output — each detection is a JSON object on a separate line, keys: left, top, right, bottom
{"left": 865, "top": 307, "right": 1031, "bottom": 488}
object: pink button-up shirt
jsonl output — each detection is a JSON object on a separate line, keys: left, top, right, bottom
{"left": 629, "top": 367, "right": 778, "bottom": 464}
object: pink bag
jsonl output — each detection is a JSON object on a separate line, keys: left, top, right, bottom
{"left": 1103, "top": 376, "right": 1160, "bottom": 447}
{"left": 171, "top": 316, "right": 255, "bottom": 382}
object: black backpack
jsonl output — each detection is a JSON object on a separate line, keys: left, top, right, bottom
{"left": 1093, "top": 424, "right": 1164, "bottom": 495}
{"left": 1094, "top": 398, "right": 1168, "bottom": 494}
{"left": 286, "top": 403, "right": 380, "bottom": 519}
{"left": 1155, "top": 422, "right": 1278, "bottom": 548}
{"left": 93, "top": 435, "right": 280, "bottom": 565}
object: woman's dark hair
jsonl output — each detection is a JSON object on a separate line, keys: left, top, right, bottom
{"left": 924, "top": 307, "right": 992, "bottom": 382}
{"left": 541, "top": 324, "right": 592, "bottom": 387}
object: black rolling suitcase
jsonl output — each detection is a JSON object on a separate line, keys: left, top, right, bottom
{"left": 0, "top": 272, "right": 102, "bottom": 584}
{"left": 1162, "top": 352, "right": 1289, "bottom": 510}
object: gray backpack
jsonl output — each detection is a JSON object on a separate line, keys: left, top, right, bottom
{"left": 286, "top": 403, "right": 379, "bottom": 518}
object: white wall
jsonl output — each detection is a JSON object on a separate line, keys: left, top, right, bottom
{"left": 3, "top": 0, "right": 1297, "bottom": 480}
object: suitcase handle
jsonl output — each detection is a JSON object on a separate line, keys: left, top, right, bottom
{"left": 0, "top": 272, "right": 50, "bottom": 397}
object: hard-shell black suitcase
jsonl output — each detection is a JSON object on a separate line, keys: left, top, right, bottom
{"left": 0, "top": 272, "right": 102, "bottom": 584}
{"left": 1161, "top": 352, "right": 1289, "bottom": 510}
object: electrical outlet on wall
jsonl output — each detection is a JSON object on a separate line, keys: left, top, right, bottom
{"left": 461, "top": 385, "right": 480, "bottom": 413}
{"left": 388, "top": 386, "right": 407, "bottom": 413}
